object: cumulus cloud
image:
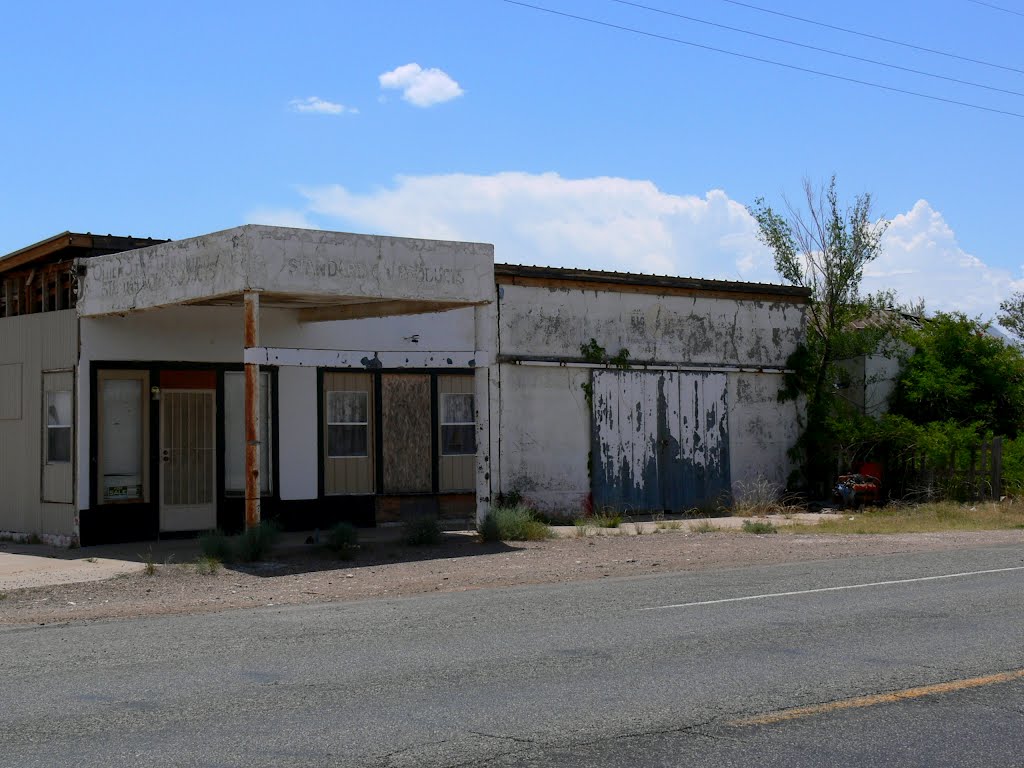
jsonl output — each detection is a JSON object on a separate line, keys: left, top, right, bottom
{"left": 258, "top": 172, "right": 1019, "bottom": 321}
{"left": 868, "top": 200, "right": 1024, "bottom": 318}
{"left": 289, "top": 97, "right": 356, "bottom": 115}
{"left": 378, "top": 63, "right": 463, "bottom": 107}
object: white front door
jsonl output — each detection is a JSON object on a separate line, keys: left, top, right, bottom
{"left": 159, "top": 389, "right": 217, "bottom": 532}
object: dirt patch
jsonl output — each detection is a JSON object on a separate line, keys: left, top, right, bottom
{"left": 3, "top": 529, "right": 1023, "bottom": 626}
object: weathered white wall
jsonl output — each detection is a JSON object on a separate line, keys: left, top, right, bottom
{"left": 727, "top": 372, "right": 802, "bottom": 498}
{"left": 0, "top": 310, "right": 79, "bottom": 543}
{"left": 495, "top": 284, "right": 806, "bottom": 511}
{"left": 77, "top": 304, "right": 478, "bottom": 509}
{"left": 496, "top": 364, "right": 591, "bottom": 514}
{"left": 277, "top": 366, "right": 319, "bottom": 500}
{"left": 78, "top": 225, "right": 494, "bottom": 316}
{"left": 498, "top": 284, "right": 805, "bottom": 367}
{"left": 864, "top": 353, "right": 902, "bottom": 418}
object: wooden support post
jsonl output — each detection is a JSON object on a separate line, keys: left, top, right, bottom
{"left": 244, "top": 291, "right": 261, "bottom": 529}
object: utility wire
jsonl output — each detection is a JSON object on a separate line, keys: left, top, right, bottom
{"left": 967, "top": 0, "right": 1024, "bottom": 17}
{"left": 500, "top": 0, "right": 1024, "bottom": 119}
{"left": 713, "top": 0, "right": 1024, "bottom": 75}
{"left": 610, "top": 0, "right": 1024, "bottom": 98}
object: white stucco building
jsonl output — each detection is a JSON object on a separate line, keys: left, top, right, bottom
{"left": 0, "top": 226, "right": 809, "bottom": 545}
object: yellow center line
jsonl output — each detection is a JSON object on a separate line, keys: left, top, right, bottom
{"left": 730, "top": 669, "right": 1024, "bottom": 727}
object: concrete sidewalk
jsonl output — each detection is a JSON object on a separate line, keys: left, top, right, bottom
{"left": 551, "top": 512, "right": 839, "bottom": 537}
{"left": 0, "top": 526, "right": 417, "bottom": 591}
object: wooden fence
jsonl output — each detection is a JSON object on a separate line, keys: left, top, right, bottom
{"left": 888, "top": 437, "right": 1003, "bottom": 502}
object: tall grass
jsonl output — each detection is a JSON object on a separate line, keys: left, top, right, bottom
{"left": 795, "top": 501, "right": 1024, "bottom": 535}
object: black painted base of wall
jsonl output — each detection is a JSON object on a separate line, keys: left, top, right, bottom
{"left": 80, "top": 496, "right": 379, "bottom": 546}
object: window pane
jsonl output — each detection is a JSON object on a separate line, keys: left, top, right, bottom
{"left": 101, "top": 378, "right": 143, "bottom": 501}
{"left": 224, "top": 372, "right": 271, "bottom": 494}
{"left": 441, "top": 424, "right": 476, "bottom": 455}
{"left": 328, "top": 391, "right": 367, "bottom": 424}
{"left": 47, "top": 426, "right": 71, "bottom": 463}
{"left": 46, "top": 391, "right": 71, "bottom": 427}
{"left": 443, "top": 393, "right": 474, "bottom": 424}
{"left": 328, "top": 424, "right": 368, "bottom": 457}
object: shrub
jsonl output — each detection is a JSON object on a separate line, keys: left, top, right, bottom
{"left": 326, "top": 522, "right": 360, "bottom": 558}
{"left": 741, "top": 519, "right": 778, "bottom": 534}
{"left": 234, "top": 521, "right": 280, "bottom": 562}
{"left": 199, "top": 529, "right": 233, "bottom": 562}
{"left": 590, "top": 513, "right": 623, "bottom": 528}
{"left": 691, "top": 521, "right": 717, "bottom": 533}
{"left": 404, "top": 516, "right": 443, "bottom": 547}
{"left": 479, "top": 505, "right": 551, "bottom": 542}
{"left": 194, "top": 555, "right": 222, "bottom": 575}
{"left": 730, "top": 477, "right": 788, "bottom": 517}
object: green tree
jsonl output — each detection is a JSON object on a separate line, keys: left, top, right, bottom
{"left": 750, "top": 176, "right": 891, "bottom": 493}
{"left": 890, "top": 312, "right": 1024, "bottom": 439}
{"left": 997, "top": 292, "right": 1024, "bottom": 343}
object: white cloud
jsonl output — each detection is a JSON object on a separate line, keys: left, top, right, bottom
{"left": 260, "top": 172, "right": 1019, "bottom": 321}
{"left": 289, "top": 97, "right": 356, "bottom": 115}
{"left": 868, "top": 200, "right": 1024, "bottom": 318}
{"left": 378, "top": 63, "right": 463, "bottom": 107}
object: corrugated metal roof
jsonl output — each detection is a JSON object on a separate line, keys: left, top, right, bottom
{"left": 494, "top": 263, "right": 810, "bottom": 300}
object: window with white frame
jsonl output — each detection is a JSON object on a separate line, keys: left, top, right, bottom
{"left": 327, "top": 391, "right": 369, "bottom": 457}
{"left": 45, "top": 389, "right": 72, "bottom": 464}
{"left": 440, "top": 393, "right": 475, "bottom": 455}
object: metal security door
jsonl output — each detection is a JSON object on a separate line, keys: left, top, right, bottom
{"left": 591, "top": 370, "right": 730, "bottom": 512}
{"left": 159, "top": 390, "right": 217, "bottom": 532}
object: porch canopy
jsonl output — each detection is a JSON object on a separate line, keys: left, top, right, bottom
{"left": 77, "top": 225, "right": 495, "bottom": 529}
{"left": 76, "top": 224, "right": 494, "bottom": 320}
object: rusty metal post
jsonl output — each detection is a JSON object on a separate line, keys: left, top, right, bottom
{"left": 244, "top": 291, "right": 261, "bottom": 529}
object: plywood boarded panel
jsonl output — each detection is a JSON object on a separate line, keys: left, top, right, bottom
{"left": 382, "top": 374, "right": 432, "bottom": 493}
{"left": 438, "top": 374, "right": 475, "bottom": 491}
{"left": 592, "top": 370, "right": 730, "bottom": 512}
{"left": 323, "top": 371, "right": 374, "bottom": 495}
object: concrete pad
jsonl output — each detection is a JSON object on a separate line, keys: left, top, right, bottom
{"left": 550, "top": 512, "right": 843, "bottom": 538}
{"left": 0, "top": 552, "right": 145, "bottom": 591}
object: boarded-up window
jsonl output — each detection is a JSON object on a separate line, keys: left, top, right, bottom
{"left": 323, "top": 372, "right": 374, "bottom": 495}
{"left": 438, "top": 374, "right": 475, "bottom": 492}
{"left": 382, "top": 374, "right": 433, "bottom": 494}
{"left": 224, "top": 372, "right": 272, "bottom": 494}
{"left": 98, "top": 370, "right": 149, "bottom": 503}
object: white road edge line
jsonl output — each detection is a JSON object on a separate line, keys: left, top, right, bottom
{"left": 644, "top": 566, "right": 1024, "bottom": 610}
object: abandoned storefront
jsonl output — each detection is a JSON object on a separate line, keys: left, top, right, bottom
{"left": 0, "top": 226, "right": 808, "bottom": 546}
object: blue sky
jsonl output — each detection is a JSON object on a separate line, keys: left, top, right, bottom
{"left": 2, "top": 0, "right": 1022, "bottom": 322}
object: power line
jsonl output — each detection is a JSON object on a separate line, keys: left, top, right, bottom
{"left": 967, "top": 0, "right": 1024, "bottom": 17}
{"left": 713, "top": 0, "right": 1024, "bottom": 76}
{"left": 610, "top": 0, "right": 1024, "bottom": 98}
{"left": 500, "top": 0, "right": 1024, "bottom": 119}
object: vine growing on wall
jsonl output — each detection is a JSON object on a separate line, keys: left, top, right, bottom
{"left": 578, "top": 338, "right": 631, "bottom": 408}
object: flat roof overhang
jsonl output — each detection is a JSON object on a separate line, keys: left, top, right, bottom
{"left": 77, "top": 225, "right": 495, "bottom": 321}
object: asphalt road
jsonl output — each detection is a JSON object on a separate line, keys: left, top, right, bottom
{"left": 3, "top": 544, "right": 1023, "bottom": 767}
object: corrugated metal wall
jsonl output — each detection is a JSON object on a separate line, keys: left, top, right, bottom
{"left": 591, "top": 370, "right": 730, "bottom": 513}
{"left": 0, "top": 310, "right": 78, "bottom": 538}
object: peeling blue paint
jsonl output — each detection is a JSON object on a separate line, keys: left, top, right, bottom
{"left": 592, "top": 370, "right": 730, "bottom": 513}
